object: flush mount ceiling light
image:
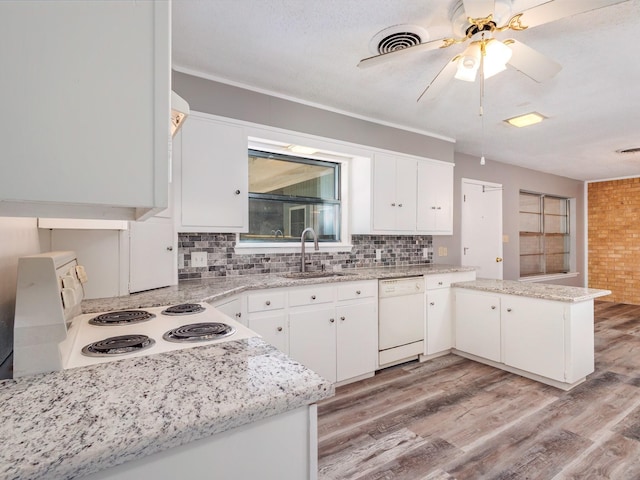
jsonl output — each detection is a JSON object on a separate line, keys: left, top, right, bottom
{"left": 287, "top": 145, "right": 318, "bottom": 155}
{"left": 505, "top": 112, "right": 546, "bottom": 127}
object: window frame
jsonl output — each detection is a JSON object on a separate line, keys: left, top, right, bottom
{"left": 519, "top": 191, "right": 572, "bottom": 278}
{"left": 237, "top": 148, "right": 347, "bottom": 249}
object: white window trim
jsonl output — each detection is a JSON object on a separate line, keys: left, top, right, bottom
{"left": 234, "top": 135, "right": 357, "bottom": 255}
{"left": 519, "top": 272, "right": 580, "bottom": 283}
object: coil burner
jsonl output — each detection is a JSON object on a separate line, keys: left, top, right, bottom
{"left": 161, "top": 303, "right": 206, "bottom": 316}
{"left": 162, "top": 322, "right": 235, "bottom": 343}
{"left": 88, "top": 310, "right": 156, "bottom": 326}
{"left": 81, "top": 334, "right": 156, "bottom": 357}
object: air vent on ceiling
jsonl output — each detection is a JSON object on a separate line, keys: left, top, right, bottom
{"left": 368, "top": 25, "right": 429, "bottom": 56}
{"left": 377, "top": 32, "right": 422, "bottom": 54}
{"left": 616, "top": 147, "right": 640, "bottom": 154}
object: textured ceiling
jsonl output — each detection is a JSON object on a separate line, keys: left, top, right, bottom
{"left": 172, "top": 0, "right": 640, "bottom": 181}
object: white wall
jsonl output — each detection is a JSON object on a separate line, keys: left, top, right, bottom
{"left": 0, "top": 217, "right": 41, "bottom": 372}
{"left": 434, "top": 153, "right": 585, "bottom": 286}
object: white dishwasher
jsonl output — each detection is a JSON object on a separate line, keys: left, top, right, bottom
{"left": 378, "top": 276, "right": 425, "bottom": 368}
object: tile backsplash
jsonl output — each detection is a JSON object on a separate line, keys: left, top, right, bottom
{"left": 178, "top": 234, "right": 433, "bottom": 280}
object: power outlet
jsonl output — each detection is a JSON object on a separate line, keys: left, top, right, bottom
{"left": 191, "top": 251, "right": 208, "bottom": 268}
{"left": 376, "top": 249, "right": 382, "bottom": 261}
{"left": 438, "top": 247, "right": 448, "bottom": 257}
{"left": 423, "top": 248, "right": 429, "bottom": 258}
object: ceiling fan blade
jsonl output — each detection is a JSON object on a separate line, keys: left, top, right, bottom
{"left": 514, "top": 0, "right": 629, "bottom": 29}
{"left": 505, "top": 39, "right": 562, "bottom": 83}
{"left": 463, "top": 0, "right": 495, "bottom": 19}
{"left": 417, "top": 57, "right": 458, "bottom": 103}
{"left": 357, "top": 38, "right": 449, "bottom": 68}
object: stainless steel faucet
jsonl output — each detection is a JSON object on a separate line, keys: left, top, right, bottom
{"left": 300, "top": 227, "right": 319, "bottom": 272}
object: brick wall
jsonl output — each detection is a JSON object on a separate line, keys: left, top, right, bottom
{"left": 178, "top": 234, "right": 433, "bottom": 280}
{"left": 588, "top": 177, "right": 640, "bottom": 304}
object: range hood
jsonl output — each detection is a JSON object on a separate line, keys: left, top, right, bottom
{"left": 171, "top": 91, "right": 190, "bottom": 137}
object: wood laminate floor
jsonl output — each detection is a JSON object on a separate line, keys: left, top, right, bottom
{"left": 317, "top": 301, "right": 640, "bottom": 480}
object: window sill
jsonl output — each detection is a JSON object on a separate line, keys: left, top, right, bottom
{"left": 518, "top": 272, "right": 579, "bottom": 283}
{"left": 234, "top": 242, "right": 354, "bottom": 255}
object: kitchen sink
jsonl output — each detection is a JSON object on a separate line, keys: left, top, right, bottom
{"left": 279, "top": 271, "right": 357, "bottom": 279}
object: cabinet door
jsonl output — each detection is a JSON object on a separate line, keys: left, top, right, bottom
{"left": 395, "top": 159, "right": 418, "bottom": 231}
{"left": 336, "top": 302, "right": 377, "bottom": 382}
{"left": 129, "top": 219, "right": 176, "bottom": 293}
{"left": 502, "top": 296, "right": 565, "bottom": 381}
{"left": 289, "top": 308, "right": 337, "bottom": 383}
{"left": 426, "top": 288, "right": 453, "bottom": 354}
{"left": 1, "top": 1, "right": 170, "bottom": 220}
{"left": 372, "top": 154, "right": 398, "bottom": 231}
{"left": 248, "top": 313, "right": 289, "bottom": 354}
{"left": 455, "top": 291, "right": 501, "bottom": 362}
{"left": 180, "top": 115, "right": 248, "bottom": 231}
{"left": 417, "top": 162, "right": 453, "bottom": 233}
{"left": 213, "top": 297, "right": 245, "bottom": 326}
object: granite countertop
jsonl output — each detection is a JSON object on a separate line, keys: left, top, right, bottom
{"left": 82, "top": 264, "right": 476, "bottom": 313}
{"left": 453, "top": 279, "right": 612, "bottom": 302}
{"left": 0, "top": 338, "right": 333, "bottom": 480}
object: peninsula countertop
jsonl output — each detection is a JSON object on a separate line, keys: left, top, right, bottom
{"left": 81, "top": 264, "right": 477, "bottom": 313}
{"left": 0, "top": 338, "right": 333, "bottom": 480}
{"left": 453, "top": 278, "right": 612, "bottom": 302}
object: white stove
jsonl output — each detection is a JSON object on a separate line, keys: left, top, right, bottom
{"left": 13, "top": 251, "right": 256, "bottom": 377}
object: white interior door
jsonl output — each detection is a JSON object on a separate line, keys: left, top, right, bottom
{"left": 461, "top": 178, "right": 503, "bottom": 279}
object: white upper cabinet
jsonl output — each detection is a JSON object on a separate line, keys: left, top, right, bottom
{"left": 177, "top": 114, "right": 248, "bottom": 232}
{"left": 352, "top": 152, "right": 454, "bottom": 235}
{"left": 373, "top": 153, "right": 417, "bottom": 231}
{"left": 417, "top": 162, "right": 453, "bottom": 234}
{"left": 0, "top": 1, "right": 171, "bottom": 220}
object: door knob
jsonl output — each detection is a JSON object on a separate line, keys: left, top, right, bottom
{"left": 166, "top": 246, "right": 173, "bottom": 251}
{"left": 496, "top": 257, "right": 503, "bottom": 263}
{"left": 235, "top": 189, "right": 241, "bottom": 195}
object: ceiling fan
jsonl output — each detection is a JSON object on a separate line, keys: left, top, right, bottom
{"left": 358, "top": 0, "right": 629, "bottom": 102}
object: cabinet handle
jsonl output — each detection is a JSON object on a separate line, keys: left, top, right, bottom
{"left": 398, "top": 203, "right": 403, "bottom": 207}
{"left": 507, "top": 308, "right": 512, "bottom": 313}
{"left": 356, "top": 290, "right": 361, "bottom": 295}
{"left": 391, "top": 203, "right": 396, "bottom": 207}
{"left": 329, "top": 318, "right": 335, "bottom": 323}
{"left": 437, "top": 206, "right": 442, "bottom": 210}
{"left": 431, "top": 206, "right": 437, "bottom": 210}
{"left": 236, "top": 312, "right": 241, "bottom": 318}
{"left": 277, "top": 326, "right": 283, "bottom": 332}
{"left": 438, "top": 281, "right": 443, "bottom": 286}
{"left": 265, "top": 300, "right": 271, "bottom": 306}
{"left": 311, "top": 295, "right": 316, "bottom": 300}
{"left": 166, "top": 246, "right": 173, "bottom": 251}
{"left": 491, "top": 305, "right": 496, "bottom": 310}
{"left": 235, "top": 189, "right": 241, "bottom": 195}
{"left": 340, "top": 316, "right": 345, "bottom": 321}
{"left": 430, "top": 302, "right": 435, "bottom": 306}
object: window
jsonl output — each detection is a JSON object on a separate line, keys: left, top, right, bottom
{"left": 519, "top": 191, "right": 570, "bottom": 277}
{"left": 239, "top": 150, "right": 341, "bottom": 243}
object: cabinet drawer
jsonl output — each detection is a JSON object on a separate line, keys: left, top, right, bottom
{"left": 288, "top": 286, "right": 334, "bottom": 307}
{"left": 425, "top": 274, "right": 452, "bottom": 290}
{"left": 337, "top": 281, "right": 377, "bottom": 301}
{"left": 247, "top": 291, "right": 286, "bottom": 313}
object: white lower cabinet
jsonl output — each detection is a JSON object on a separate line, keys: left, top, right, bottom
{"left": 336, "top": 302, "right": 378, "bottom": 382}
{"left": 245, "top": 281, "right": 378, "bottom": 384}
{"left": 501, "top": 296, "right": 565, "bottom": 381}
{"left": 211, "top": 295, "right": 246, "bottom": 326}
{"left": 425, "top": 271, "right": 477, "bottom": 356}
{"left": 454, "top": 291, "right": 502, "bottom": 362}
{"left": 454, "top": 288, "right": 595, "bottom": 389}
{"left": 289, "top": 307, "right": 337, "bottom": 382}
{"left": 249, "top": 312, "right": 289, "bottom": 355}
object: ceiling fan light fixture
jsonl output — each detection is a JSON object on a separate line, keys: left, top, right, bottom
{"left": 505, "top": 112, "right": 546, "bottom": 128}
{"left": 454, "top": 42, "right": 481, "bottom": 82}
{"left": 482, "top": 39, "right": 513, "bottom": 79}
